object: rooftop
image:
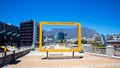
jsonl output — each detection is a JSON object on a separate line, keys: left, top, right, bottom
{"left": 107, "top": 40, "right": 120, "bottom": 43}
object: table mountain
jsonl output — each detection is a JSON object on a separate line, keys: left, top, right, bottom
{"left": 43, "top": 27, "right": 99, "bottom": 38}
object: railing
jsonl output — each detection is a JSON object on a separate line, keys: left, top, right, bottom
{"left": 0, "top": 47, "right": 32, "bottom": 67}
{"left": 114, "top": 48, "right": 120, "bottom": 57}
{"left": 82, "top": 44, "right": 120, "bottom": 58}
{"left": 91, "top": 47, "right": 106, "bottom": 55}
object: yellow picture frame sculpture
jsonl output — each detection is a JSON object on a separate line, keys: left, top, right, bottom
{"left": 39, "top": 22, "right": 81, "bottom": 52}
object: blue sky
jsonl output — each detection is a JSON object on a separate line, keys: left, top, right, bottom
{"left": 0, "top": 0, "right": 120, "bottom": 35}
{"left": 43, "top": 25, "right": 77, "bottom": 31}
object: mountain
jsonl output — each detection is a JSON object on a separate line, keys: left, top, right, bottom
{"left": 43, "top": 27, "right": 99, "bottom": 38}
{"left": 82, "top": 27, "right": 99, "bottom": 38}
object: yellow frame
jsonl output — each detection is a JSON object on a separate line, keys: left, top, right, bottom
{"left": 39, "top": 22, "right": 81, "bottom": 52}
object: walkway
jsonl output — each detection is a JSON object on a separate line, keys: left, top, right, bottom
{"left": 3, "top": 51, "right": 120, "bottom": 68}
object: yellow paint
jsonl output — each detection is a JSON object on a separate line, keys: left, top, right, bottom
{"left": 0, "top": 46, "right": 7, "bottom": 52}
{"left": 39, "top": 22, "right": 81, "bottom": 52}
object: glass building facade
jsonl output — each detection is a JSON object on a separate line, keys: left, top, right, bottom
{"left": 58, "top": 32, "right": 64, "bottom": 41}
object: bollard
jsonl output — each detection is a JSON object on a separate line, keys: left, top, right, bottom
{"left": 12, "top": 51, "right": 16, "bottom": 61}
{"left": 106, "top": 45, "right": 114, "bottom": 57}
{"left": 0, "top": 46, "right": 7, "bottom": 66}
{"left": 3, "top": 51, "right": 7, "bottom": 66}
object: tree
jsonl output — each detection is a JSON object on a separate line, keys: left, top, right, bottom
{"left": 81, "top": 39, "right": 87, "bottom": 44}
{"left": 74, "top": 40, "right": 78, "bottom": 44}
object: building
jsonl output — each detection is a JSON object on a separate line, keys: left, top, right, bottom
{"left": 20, "top": 20, "right": 39, "bottom": 47}
{"left": 48, "top": 35, "right": 54, "bottom": 42}
{"left": 107, "top": 40, "right": 120, "bottom": 47}
{"left": 54, "top": 34, "right": 58, "bottom": 43}
{"left": 112, "top": 34, "right": 120, "bottom": 40}
{"left": 0, "top": 21, "right": 20, "bottom": 47}
{"left": 58, "top": 32, "right": 64, "bottom": 42}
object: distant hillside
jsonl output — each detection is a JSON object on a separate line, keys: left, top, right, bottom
{"left": 43, "top": 27, "right": 99, "bottom": 38}
{"left": 82, "top": 27, "right": 99, "bottom": 38}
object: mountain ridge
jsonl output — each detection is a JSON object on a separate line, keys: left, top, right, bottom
{"left": 43, "top": 27, "right": 99, "bottom": 38}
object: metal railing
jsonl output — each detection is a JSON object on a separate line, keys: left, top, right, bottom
{"left": 114, "top": 48, "right": 120, "bottom": 57}
{"left": 91, "top": 47, "right": 106, "bottom": 55}
{"left": 83, "top": 44, "right": 120, "bottom": 57}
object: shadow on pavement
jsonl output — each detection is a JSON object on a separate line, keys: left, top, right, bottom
{"left": 8, "top": 60, "right": 21, "bottom": 65}
{"left": 42, "top": 56, "right": 83, "bottom": 60}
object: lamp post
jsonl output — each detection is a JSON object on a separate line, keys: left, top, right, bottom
{"left": 3, "top": 23, "right": 8, "bottom": 66}
{"left": 4, "top": 43, "right": 7, "bottom": 66}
